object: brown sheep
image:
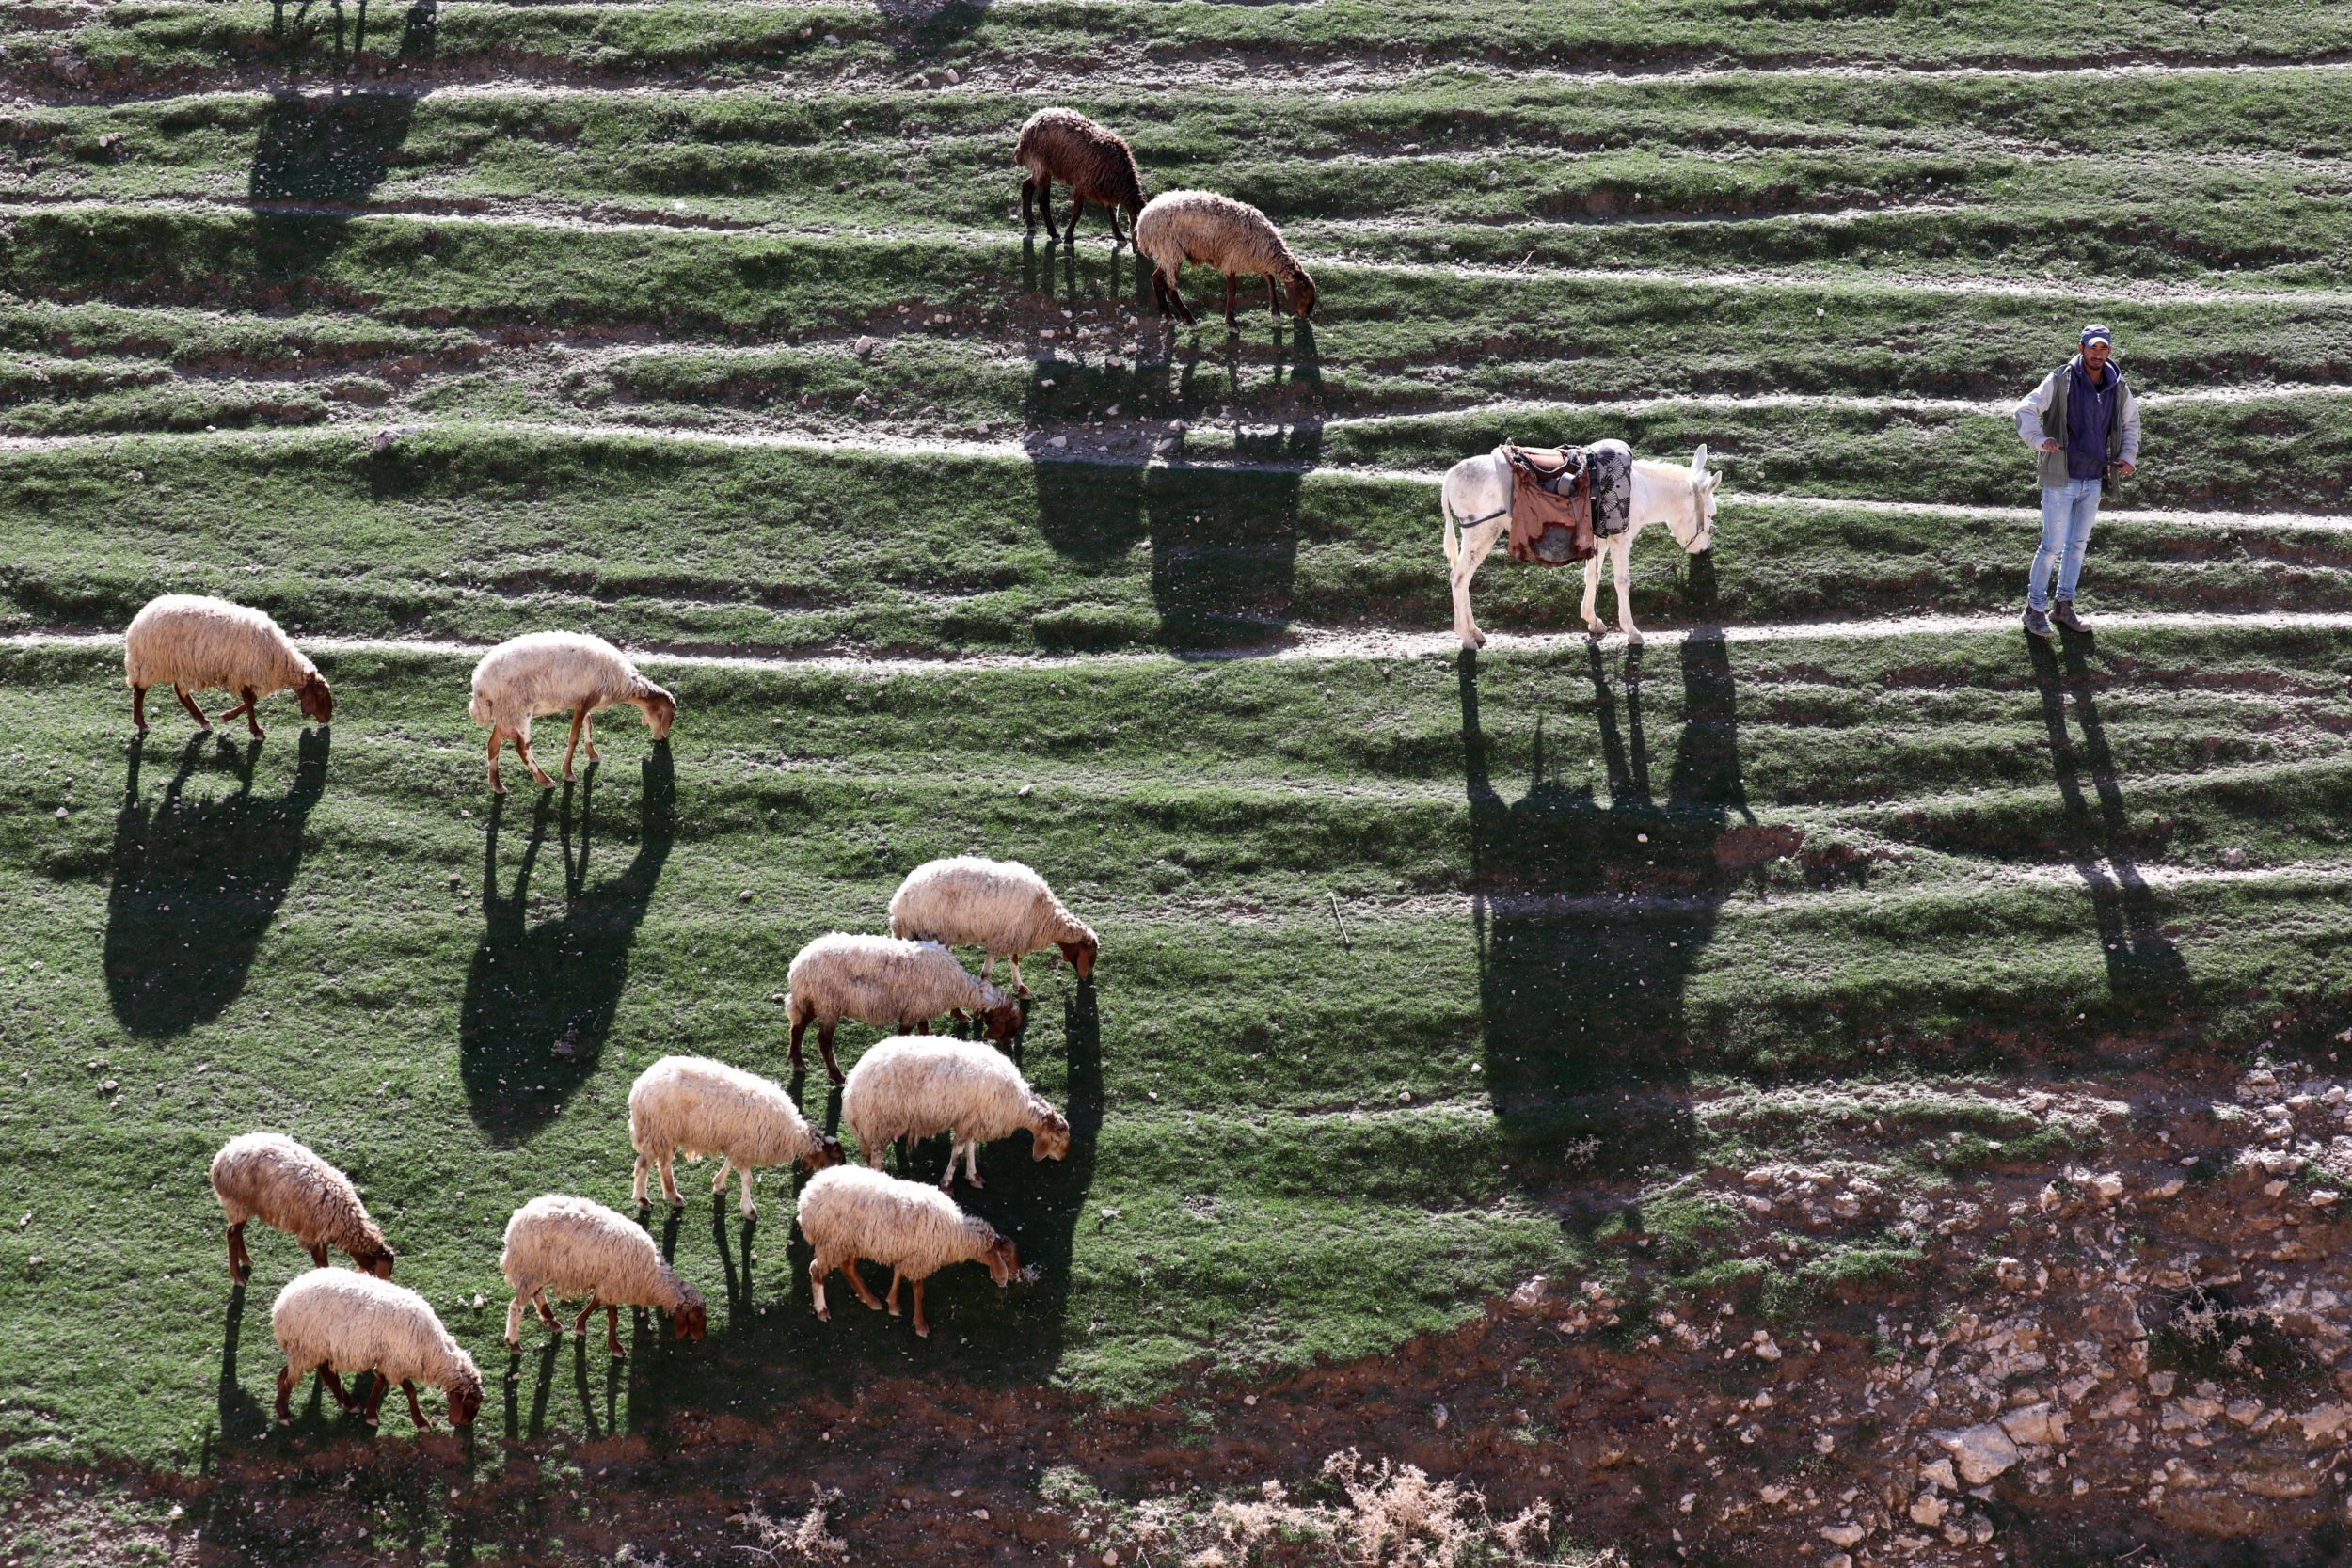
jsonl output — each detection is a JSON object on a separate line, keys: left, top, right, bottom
{"left": 1014, "top": 108, "right": 1146, "bottom": 247}
{"left": 1134, "top": 189, "right": 1316, "bottom": 328}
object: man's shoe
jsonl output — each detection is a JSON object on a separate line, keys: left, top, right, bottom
{"left": 2023, "top": 605, "right": 2054, "bottom": 639}
{"left": 2050, "top": 599, "right": 2087, "bottom": 633}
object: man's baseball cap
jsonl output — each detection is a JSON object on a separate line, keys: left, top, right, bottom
{"left": 2080, "top": 324, "right": 2113, "bottom": 347}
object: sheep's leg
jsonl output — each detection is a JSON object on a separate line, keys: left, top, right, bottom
{"left": 1009, "top": 953, "right": 1028, "bottom": 998}
{"left": 787, "top": 1010, "right": 813, "bottom": 1073}
{"left": 361, "top": 1374, "right": 387, "bottom": 1427}
{"left": 275, "top": 1364, "right": 299, "bottom": 1424}
{"left": 657, "top": 1149, "right": 684, "bottom": 1209}
{"left": 845, "top": 1258, "right": 886, "bottom": 1312}
{"left": 532, "top": 1286, "right": 561, "bottom": 1331}
{"left": 225, "top": 1221, "right": 252, "bottom": 1283}
{"left": 980, "top": 954, "right": 995, "bottom": 983}
{"left": 938, "top": 1144, "right": 961, "bottom": 1192}
{"left": 711, "top": 1155, "right": 733, "bottom": 1196}
{"left": 307, "top": 1242, "right": 330, "bottom": 1269}
{"left": 319, "top": 1367, "right": 357, "bottom": 1413}
{"left": 885, "top": 1268, "right": 904, "bottom": 1317}
{"left": 809, "top": 1255, "right": 833, "bottom": 1321}
{"left": 402, "top": 1378, "right": 433, "bottom": 1431}
{"left": 964, "top": 1138, "right": 984, "bottom": 1188}
{"left": 572, "top": 1294, "right": 601, "bottom": 1336}
{"left": 514, "top": 721, "right": 556, "bottom": 790}
{"left": 1222, "top": 273, "right": 1239, "bottom": 329}
{"left": 132, "top": 685, "right": 149, "bottom": 734}
{"left": 1038, "top": 178, "right": 1059, "bottom": 243}
{"left": 910, "top": 1277, "right": 931, "bottom": 1339}
{"left": 1067, "top": 193, "right": 1087, "bottom": 239}
{"left": 815, "top": 1022, "right": 844, "bottom": 1085}
{"left": 580, "top": 706, "right": 598, "bottom": 765}
{"left": 1156, "top": 268, "right": 1196, "bottom": 326}
{"left": 632, "top": 1151, "right": 652, "bottom": 1208}
{"left": 1611, "top": 531, "right": 1641, "bottom": 644}
{"left": 1266, "top": 274, "right": 1280, "bottom": 318}
{"left": 562, "top": 705, "right": 587, "bottom": 781}
{"left": 739, "top": 1164, "right": 757, "bottom": 1219}
{"left": 487, "top": 729, "right": 507, "bottom": 795}
{"left": 504, "top": 1290, "right": 529, "bottom": 1349}
{"left": 605, "top": 1303, "right": 626, "bottom": 1358}
{"left": 1108, "top": 206, "right": 1128, "bottom": 246}
{"left": 173, "top": 685, "right": 211, "bottom": 731}
{"left": 219, "top": 685, "right": 262, "bottom": 739}
{"left": 1019, "top": 174, "right": 1038, "bottom": 234}
{"left": 1581, "top": 552, "right": 1606, "bottom": 637}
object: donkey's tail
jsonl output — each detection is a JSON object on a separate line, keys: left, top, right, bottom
{"left": 1440, "top": 482, "right": 1461, "bottom": 567}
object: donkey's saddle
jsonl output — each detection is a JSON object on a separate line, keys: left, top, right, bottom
{"left": 1497, "top": 439, "right": 1632, "bottom": 566}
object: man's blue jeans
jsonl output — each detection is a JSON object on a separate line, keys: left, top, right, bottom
{"left": 2028, "top": 478, "right": 2102, "bottom": 611}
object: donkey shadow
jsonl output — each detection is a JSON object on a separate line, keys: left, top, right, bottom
{"left": 458, "top": 746, "right": 675, "bottom": 1144}
{"left": 1461, "top": 557, "right": 1750, "bottom": 1187}
{"left": 104, "top": 728, "right": 329, "bottom": 1037}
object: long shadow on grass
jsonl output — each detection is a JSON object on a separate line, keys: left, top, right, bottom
{"left": 248, "top": 87, "right": 418, "bottom": 285}
{"left": 2030, "top": 630, "right": 2191, "bottom": 1018}
{"left": 1462, "top": 557, "right": 1751, "bottom": 1184}
{"left": 458, "top": 747, "right": 675, "bottom": 1143}
{"left": 104, "top": 728, "right": 328, "bottom": 1037}
{"left": 621, "top": 980, "right": 1104, "bottom": 1432}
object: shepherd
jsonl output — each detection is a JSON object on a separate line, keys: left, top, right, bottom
{"left": 2015, "top": 324, "right": 2140, "bottom": 638}
{"left": 1440, "top": 441, "right": 1720, "bottom": 648}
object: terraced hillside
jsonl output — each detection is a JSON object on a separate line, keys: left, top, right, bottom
{"left": 4, "top": 2, "right": 2352, "bottom": 1565}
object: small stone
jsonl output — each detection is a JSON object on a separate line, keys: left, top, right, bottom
{"left": 2226, "top": 1399, "right": 2265, "bottom": 1427}
{"left": 1919, "top": 1458, "right": 1957, "bottom": 1491}
{"left": 2295, "top": 1404, "right": 2352, "bottom": 1445}
{"left": 2221, "top": 847, "right": 2248, "bottom": 868}
{"left": 1908, "top": 1493, "right": 1948, "bottom": 1528}
{"left": 1814, "top": 1433, "right": 1836, "bottom": 1454}
{"left": 1820, "top": 1523, "right": 1866, "bottom": 1548}
{"left": 824, "top": 34, "right": 841, "bottom": 44}
{"left": 1019, "top": 784, "right": 1032, "bottom": 797}
{"left": 1243, "top": 1394, "right": 1256, "bottom": 1405}
{"left": 2148, "top": 1371, "right": 2177, "bottom": 1397}
{"left": 1824, "top": 1558, "right": 1852, "bottom": 1568}
{"left": 2314, "top": 1190, "right": 2342, "bottom": 1208}
{"left": 1510, "top": 1275, "right": 1549, "bottom": 1310}
{"left": 2266, "top": 1180, "right": 2290, "bottom": 1197}
{"left": 944, "top": 68, "right": 960, "bottom": 83}
{"left": 971, "top": 1509, "right": 989, "bottom": 1521}
{"left": 1999, "top": 1402, "right": 2068, "bottom": 1446}
{"left": 1432, "top": 1402, "right": 1448, "bottom": 1430}
{"left": 855, "top": 336, "right": 877, "bottom": 356}
{"left": 1752, "top": 1331, "right": 1783, "bottom": 1361}
{"left": 1934, "top": 1424, "right": 2022, "bottom": 1485}
{"left": 2091, "top": 1172, "right": 2126, "bottom": 1202}
{"left": 1759, "top": 1484, "right": 1789, "bottom": 1505}
{"left": 1049, "top": 436, "right": 1068, "bottom": 449}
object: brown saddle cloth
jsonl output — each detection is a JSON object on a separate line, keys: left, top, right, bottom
{"left": 1502, "top": 444, "right": 1595, "bottom": 566}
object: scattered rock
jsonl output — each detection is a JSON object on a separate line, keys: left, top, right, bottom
{"left": 1509, "top": 1275, "right": 1549, "bottom": 1310}
{"left": 1908, "top": 1493, "right": 1947, "bottom": 1528}
{"left": 1820, "top": 1523, "right": 1865, "bottom": 1548}
{"left": 1998, "top": 1403, "right": 2068, "bottom": 1446}
{"left": 1933, "top": 1425, "right": 2021, "bottom": 1485}
{"left": 1918, "top": 1458, "right": 1957, "bottom": 1492}
{"left": 2294, "top": 1404, "right": 2352, "bottom": 1445}
{"left": 2220, "top": 847, "right": 2248, "bottom": 868}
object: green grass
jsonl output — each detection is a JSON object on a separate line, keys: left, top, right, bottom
{"left": 2, "top": 621, "right": 2349, "bottom": 1460}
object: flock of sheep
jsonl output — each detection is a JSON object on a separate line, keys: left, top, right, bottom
{"left": 1016, "top": 107, "right": 1318, "bottom": 327}
{"left": 132, "top": 591, "right": 1101, "bottom": 1431}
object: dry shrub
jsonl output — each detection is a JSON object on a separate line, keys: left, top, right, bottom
{"left": 738, "top": 1484, "right": 850, "bottom": 1564}
{"left": 1120, "top": 1452, "right": 1550, "bottom": 1568}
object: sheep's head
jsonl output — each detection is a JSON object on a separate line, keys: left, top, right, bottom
{"left": 804, "top": 1132, "right": 848, "bottom": 1171}
{"left": 446, "top": 1369, "right": 485, "bottom": 1428}
{"left": 355, "top": 1238, "right": 396, "bottom": 1279}
{"left": 638, "top": 685, "right": 678, "bottom": 740}
{"left": 1286, "top": 269, "right": 1317, "bottom": 318}
{"left": 674, "top": 1297, "right": 708, "bottom": 1342}
{"left": 980, "top": 998, "right": 1028, "bottom": 1044}
{"left": 1031, "top": 1102, "right": 1072, "bottom": 1162}
{"left": 984, "top": 1235, "right": 1022, "bottom": 1287}
{"left": 297, "top": 672, "right": 334, "bottom": 724}
{"left": 1057, "top": 934, "right": 1099, "bottom": 981}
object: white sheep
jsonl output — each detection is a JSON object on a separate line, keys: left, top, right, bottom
{"left": 785, "top": 934, "right": 1026, "bottom": 1085}
{"left": 887, "top": 856, "right": 1100, "bottom": 995}
{"left": 1134, "top": 189, "right": 1317, "bottom": 328}
{"left": 628, "top": 1054, "right": 845, "bottom": 1217}
{"left": 797, "top": 1165, "right": 1020, "bottom": 1338}
{"left": 499, "top": 1194, "right": 707, "bottom": 1357}
{"left": 123, "top": 594, "right": 332, "bottom": 737}
{"left": 843, "top": 1035, "right": 1071, "bottom": 1191}
{"left": 209, "top": 1132, "right": 396, "bottom": 1282}
{"left": 467, "top": 631, "right": 676, "bottom": 794}
{"left": 269, "top": 1269, "right": 484, "bottom": 1430}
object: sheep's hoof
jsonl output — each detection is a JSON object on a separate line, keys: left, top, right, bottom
{"left": 503, "top": 1337, "right": 520, "bottom": 1352}
{"left": 969, "top": 1174, "right": 986, "bottom": 1189}
{"left": 914, "top": 1323, "right": 930, "bottom": 1339}
{"left": 814, "top": 1306, "right": 831, "bottom": 1323}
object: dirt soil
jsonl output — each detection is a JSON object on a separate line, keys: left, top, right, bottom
{"left": 10, "top": 1057, "right": 2352, "bottom": 1566}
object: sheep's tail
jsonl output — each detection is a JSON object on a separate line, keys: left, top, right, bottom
{"left": 468, "top": 689, "right": 493, "bottom": 726}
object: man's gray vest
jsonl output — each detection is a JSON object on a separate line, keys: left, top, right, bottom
{"left": 2038, "top": 358, "right": 2130, "bottom": 489}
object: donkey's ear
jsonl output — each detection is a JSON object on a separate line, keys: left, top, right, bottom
{"left": 1690, "top": 443, "right": 1709, "bottom": 475}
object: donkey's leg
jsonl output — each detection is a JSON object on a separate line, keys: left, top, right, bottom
{"left": 1581, "top": 553, "right": 1607, "bottom": 637}
{"left": 1612, "top": 532, "right": 1641, "bottom": 644}
{"left": 1451, "top": 519, "right": 1503, "bottom": 651}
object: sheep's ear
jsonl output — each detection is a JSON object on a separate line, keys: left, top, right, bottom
{"left": 1690, "top": 443, "right": 1708, "bottom": 476}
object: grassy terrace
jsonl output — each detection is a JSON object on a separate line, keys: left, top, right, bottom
{"left": 3, "top": 624, "right": 2348, "bottom": 1462}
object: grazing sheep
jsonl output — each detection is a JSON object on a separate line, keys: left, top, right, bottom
{"left": 798, "top": 1165, "right": 1020, "bottom": 1338}
{"left": 784, "top": 934, "right": 1025, "bottom": 1085}
{"left": 209, "top": 1132, "right": 394, "bottom": 1283}
{"left": 499, "top": 1194, "right": 707, "bottom": 1357}
{"left": 123, "top": 594, "right": 332, "bottom": 737}
{"left": 1134, "top": 190, "right": 1316, "bottom": 328}
{"left": 467, "top": 631, "right": 675, "bottom": 795}
{"left": 1014, "top": 107, "right": 1146, "bottom": 246}
{"left": 628, "top": 1054, "right": 845, "bottom": 1217}
{"left": 269, "top": 1269, "right": 483, "bottom": 1430}
{"left": 844, "top": 1035, "right": 1071, "bottom": 1190}
{"left": 888, "top": 855, "right": 1099, "bottom": 995}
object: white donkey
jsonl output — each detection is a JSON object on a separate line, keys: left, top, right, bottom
{"left": 1440, "top": 443, "right": 1721, "bottom": 648}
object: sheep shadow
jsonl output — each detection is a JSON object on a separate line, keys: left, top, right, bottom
{"left": 457, "top": 746, "right": 675, "bottom": 1144}
{"left": 620, "top": 976, "right": 1104, "bottom": 1430}
{"left": 2028, "top": 629, "right": 2191, "bottom": 1015}
{"left": 248, "top": 87, "right": 418, "bottom": 283}
{"left": 1147, "top": 433, "right": 1315, "bottom": 650}
{"left": 1462, "top": 558, "right": 1751, "bottom": 1189}
{"left": 215, "top": 1281, "right": 272, "bottom": 1447}
{"left": 104, "top": 727, "right": 329, "bottom": 1037}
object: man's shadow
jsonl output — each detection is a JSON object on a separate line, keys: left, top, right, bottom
{"left": 2029, "top": 630, "right": 2190, "bottom": 1019}
{"left": 1462, "top": 557, "right": 1750, "bottom": 1189}
{"left": 104, "top": 728, "right": 329, "bottom": 1037}
{"left": 458, "top": 747, "right": 675, "bottom": 1144}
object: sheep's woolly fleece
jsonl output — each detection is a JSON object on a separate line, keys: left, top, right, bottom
{"left": 628, "top": 1054, "right": 832, "bottom": 1170}
{"left": 123, "top": 594, "right": 318, "bottom": 699}
{"left": 842, "top": 1034, "right": 1068, "bottom": 1168}
{"left": 887, "top": 856, "right": 1097, "bottom": 965}
{"left": 270, "top": 1269, "right": 483, "bottom": 1401}
{"left": 500, "top": 1194, "right": 704, "bottom": 1316}
{"left": 209, "top": 1132, "right": 389, "bottom": 1267}
{"left": 467, "top": 629, "right": 665, "bottom": 727}
{"left": 786, "top": 934, "right": 1010, "bottom": 1027}
{"left": 798, "top": 1165, "right": 1004, "bottom": 1282}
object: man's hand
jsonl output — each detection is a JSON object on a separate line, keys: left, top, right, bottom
{"left": 2038, "top": 439, "right": 2061, "bottom": 451}
{"left": 2114, "top": 461, "right": 2136, "bottom": 478}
